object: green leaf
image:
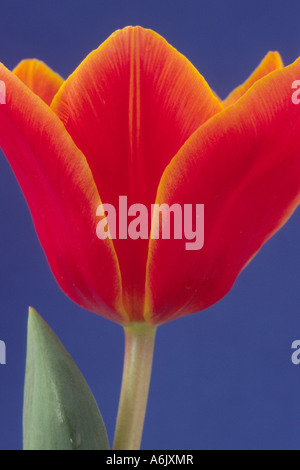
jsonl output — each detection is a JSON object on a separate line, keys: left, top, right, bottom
{"left": 23, "top": 307, "right": 110, "bottom": 450}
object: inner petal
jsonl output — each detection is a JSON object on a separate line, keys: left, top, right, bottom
{"left": 51, "top": 26, "right": 222, "bottom": 319}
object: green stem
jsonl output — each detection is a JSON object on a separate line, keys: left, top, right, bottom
{"left": 113, "top": 323, "right": 157, "bottom": 450}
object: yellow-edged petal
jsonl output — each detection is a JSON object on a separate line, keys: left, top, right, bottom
{"left": 13, "top": 59, "right": 63, "bottom": 105}
{"left": 223, "top": 51, "right": 283, "bottom": 107}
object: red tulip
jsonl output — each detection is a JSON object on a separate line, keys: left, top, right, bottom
{"left": 1, "top": 25, "right": 300, "bottom": 451}
{"left": 0, "top": 26, "right": 299, "bottom": 326}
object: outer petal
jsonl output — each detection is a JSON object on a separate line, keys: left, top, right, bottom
{"left": 13, "top": 59, "right": 63, "bottom": 106}
{"left": 223, "top": 51, "right": 283, "bottom": 107}
{"left": 51, "top": 26, "right": 223, "bottom": 319}
{"left": 145, "top": 58, "right": 300, "bottom": 324}
{"left": 0, "top": 64, "right": 126, "bottom": 323}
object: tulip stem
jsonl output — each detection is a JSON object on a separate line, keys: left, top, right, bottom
{"left": 113, "top": 323, "right": 157, "bottom": 450}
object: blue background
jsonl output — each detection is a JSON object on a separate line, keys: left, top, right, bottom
{"left": 0, "top": 0, "right": 300, "bottom": 450}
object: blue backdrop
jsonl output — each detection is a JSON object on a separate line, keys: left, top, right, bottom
{"left": 0, "top": 0, "right": 299, "bottom": 450}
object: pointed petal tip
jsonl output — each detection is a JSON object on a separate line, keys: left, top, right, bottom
{"left": 223, "top": 50, "right": 284, "bottom": 107}
{"left": 13, "top": 58, "right": 64, "bottom": 105}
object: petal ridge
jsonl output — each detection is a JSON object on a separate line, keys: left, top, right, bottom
{"left": 51, "top": 26, "right": 223, "bottom": 320}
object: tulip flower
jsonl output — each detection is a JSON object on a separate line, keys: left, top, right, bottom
{"left": 0, "top": 26, "right": 299, "bottom": 449}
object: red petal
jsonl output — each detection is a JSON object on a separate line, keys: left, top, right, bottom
{"left": 0, "top": 64, "right": 126, "bottom": 323}
{"left": 13, "top": 59, "right": 63, "bottom": 105}
{"left": 224, "top": 51, "right": 283, "bottom": 107}
{"left": 145, "top": 58, "right": 300, "bottom": 324}
{"left": 52, "top": 26, "right": 222, "bottom": 319}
